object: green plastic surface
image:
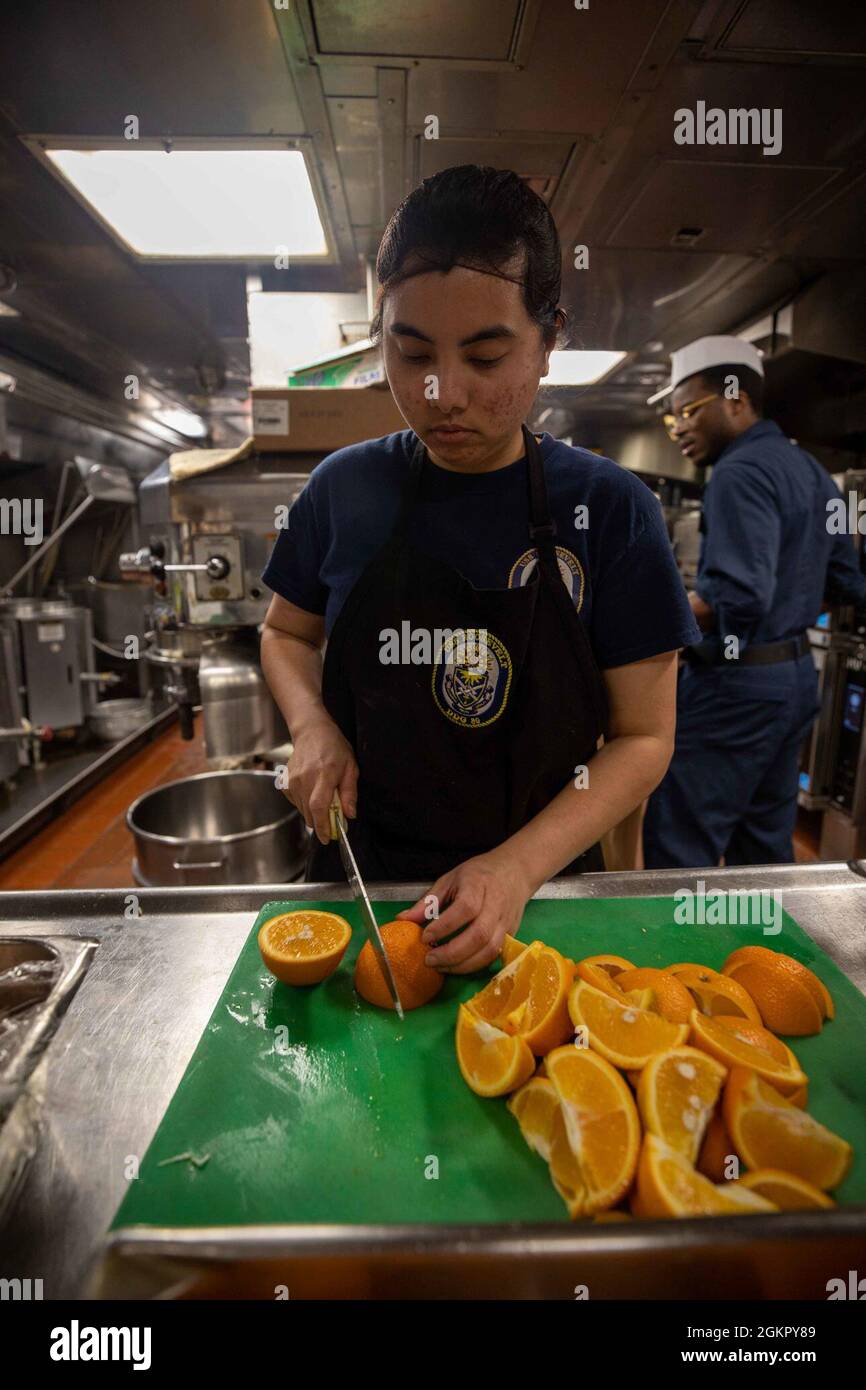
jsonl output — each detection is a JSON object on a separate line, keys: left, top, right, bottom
{"left": 112, "top": 896, "right": 866, "bottom": 1230}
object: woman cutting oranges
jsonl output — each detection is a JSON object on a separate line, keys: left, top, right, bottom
{"left": 261, "top": 165, "right": 699, "bottom": 974}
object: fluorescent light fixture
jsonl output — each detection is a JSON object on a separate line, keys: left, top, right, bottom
{"left": 40, "top": 146, "right": 328, "bottom": 260}
{"left": 541, "top": 350, "right": 626, "bottom": 385}
{"left": 154, "top": 407, "right": 207, "bottom": 438}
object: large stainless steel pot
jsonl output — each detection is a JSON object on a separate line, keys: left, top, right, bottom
{"left": 88, "top": 697, "right": 152, "bottom": 742}
{"left": 127, "top": 770, "right": 308, "bottom": 886}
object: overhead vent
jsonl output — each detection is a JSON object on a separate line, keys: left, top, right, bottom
{"left": 670, "top": 226, "right": 706, "bottom": 248}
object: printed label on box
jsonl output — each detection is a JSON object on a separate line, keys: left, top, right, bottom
{"left": 253, "top": 399, "right": 289, "bottom": 435}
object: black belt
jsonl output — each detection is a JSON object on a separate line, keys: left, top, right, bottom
{"left": 686, "top": 632, "right": 810, "bottom": 667}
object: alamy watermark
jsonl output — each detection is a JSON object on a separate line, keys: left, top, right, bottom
{"left": 826, "top": 492, "right": 866, "bottom": 535}
{"left": 674, "top": 879, "right": 782, "bottom": 935}
{"left": 674, "top": 101, "right": 782, "bottom": 157}
{"left": 379, "top": 623, "right": 488, "bottom": 666}
{"left": 0, "top": 497, "right": 43, "bottom": 546}
{"left": 1, "top": 1276, "right": 43, "bottom": 1300}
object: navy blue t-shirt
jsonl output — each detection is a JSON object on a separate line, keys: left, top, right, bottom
{"left": 261, "top": 429, "right": 701, "bottom": 670}
{"left": 696, "top": 418, "right": 866, "bottom": 649}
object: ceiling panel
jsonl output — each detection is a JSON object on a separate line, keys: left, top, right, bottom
{"left": 404, "top": 0, "right": 676, "bottom": 138}
{"left": 0, "top": 0, "right": 300, "bottom": 134}
{"left": 416, "top": 134, "right": 577, "bottom": 188}
{"left": 712, "top": 0, "right": 866, "bottom": 61}
{"left": 791, "top": 172, "right": 866, "bottom": 259}
{"left": 328, "top": 96, "right": 380, "bottom": 228}
{"left": 605, "top": 159, "right": 840, "bottom": 254}
{"left": 310, "top": 0, "right": 522, "bottom": 60}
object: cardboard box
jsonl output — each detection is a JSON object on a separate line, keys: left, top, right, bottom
{"left": 287, "top": 339, "right": 386, "bottom": 388}
{"left": 252, "top": 386, "right": 405, "bottom": 453}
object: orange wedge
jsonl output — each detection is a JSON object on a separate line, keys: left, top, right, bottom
{"left": 467, "top": 942, "right": 543, "bottom": 1026}
{"left": 576, "top": 960, "right": 631, "bottom": 1000}
{"left": 500, "top": 934, "right": 528, "bottom": 966}
{"left": 507, "top": 1075, "right": 560, "bottom": 1161}
{"left": 503, "top": 946, "right": 576, "bottom": 1055}
{"left": 666, "top": 962, "right": 724, "bottom": 978}
{"left": 568, "top": 979, "right": 689, "bottom": 1070}
{"left": 697, "top": 1107, "right": 735, "bottom": 1182}
{"left": 634, "top": 1135, "right": 777, "bottom": 1218}
{"left": 455, "top": 1005, "right": 535, "bottom": 1097}
{"left": 737, "top": 1169, "right": 835, "bottom": 1210}
{"left": 545, "top": 1045, "right": 641, "bottom": 1217}
{"left": 713, "top": 1182, "right": 780, "bottom": 1213}
{"left": 637, "top": 1046, "right": 727, "bottom": 1162}
{"left": 673, "top": 964, "right": 762, "bottom": 1024}
{"left": 722, "top": 947, "right": 828, "bottom": 1034}
{"left": 579, "top": 953, "right": 635, "bottom": 978}
{"left": 258, "top": 909, "right": 351, "bottom": 985}
{"left": 616, "top": 968, "right": 694, "bottom": 1024}
{"left": 689, "top": 1012, "right": 807, "bottom": 1097}
{"left": 723, "top": 1068, "right": 853, "bottom": 1190}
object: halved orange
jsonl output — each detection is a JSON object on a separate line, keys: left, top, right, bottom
{"left": 689, "top": 1012, "right": 807, "bottom": 1096}
{"left": 258, "top": 909, "right": 351, "bottom": 985}
{"left": 568, "top": 979, "right": 689, "bottom": 1069}
{"left": 634, "top": 1134, "right": 777, "bottom": 1218}
{"left": 545, "top": 1044, "right": 641, "bottom": 1217}
{"left": 507, "top": 1075, "right": 560, "bottom": 1161}
{"left": 616, "top": 968, "right": 693, "bottom": 1024}
{"left": 722, "top": 947, "right": 827, "bottom": 1034}
{"left": 455, "top": 1005, "right": 535, "bottom": 1097}
{"left": 738, "top": 1168, "right": 835, "bottom": 1210}
{"left": 723, "top": 1068, "right": 853, "bottom": 1190}
{"left": 673, "top": 965, "right": 762, "bottom": 1024}
{"left": 504, "top": 947, "right": 576, "bottom": 1055}
{"left": 637, "top": 1046, "right": 727, "bottom": 1162}
{"left": 467, "top": 942, "right": 543, "bottom": 1026}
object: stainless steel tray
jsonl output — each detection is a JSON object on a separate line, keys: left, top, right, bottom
{"left": 1, "top": 865, "right": 864, "bottom": 1299}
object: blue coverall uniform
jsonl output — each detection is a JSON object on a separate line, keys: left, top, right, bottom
{"left": 644, "top": 419, "right": 866, "bottom": 867}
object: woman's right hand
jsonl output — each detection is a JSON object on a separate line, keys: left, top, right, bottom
{"left": 286, "top": 712, "right": 359, "bottom": 844}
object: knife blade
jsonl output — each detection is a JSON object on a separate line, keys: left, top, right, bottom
{"left": 330, "top": 799, "right": 404, "bottom": 1020}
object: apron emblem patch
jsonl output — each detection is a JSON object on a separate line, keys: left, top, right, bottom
{"left": 508, "top": 545, "right": 585, "bottom": 610}
{"left": 432, "top": 629, "right": 512, "bottom": 728}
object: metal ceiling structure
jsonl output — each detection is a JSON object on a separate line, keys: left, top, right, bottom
{"left": 0, "top": 0, "right": 865, "bottom": 450}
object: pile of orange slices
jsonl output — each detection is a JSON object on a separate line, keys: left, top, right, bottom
{"left": 455, "top": 937, "right": 852, "bottom": 1220}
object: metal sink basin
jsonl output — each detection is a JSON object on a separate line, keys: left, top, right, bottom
{"left": 0, "top": 934, "right": 96, "bottom": 1216}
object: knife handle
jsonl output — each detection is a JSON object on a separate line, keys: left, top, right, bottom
{"left": 329, "top": 796, "right": 346, "bottom": 842}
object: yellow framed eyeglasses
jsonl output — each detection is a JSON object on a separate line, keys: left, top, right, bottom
{"left": 662, "top": 392, "right": 718, "bottom": 439}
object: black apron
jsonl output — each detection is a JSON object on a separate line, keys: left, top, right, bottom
{"left": 307, "top": 424, "right": 609, "bottom": 882}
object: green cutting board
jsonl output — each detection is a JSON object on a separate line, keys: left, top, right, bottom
{"left": 112, "top": 897, "right": 866, "bottom": 1230}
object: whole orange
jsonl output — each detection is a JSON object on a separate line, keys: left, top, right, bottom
{"left": 354, "top": 920, "right": 444, "bottom": 1011}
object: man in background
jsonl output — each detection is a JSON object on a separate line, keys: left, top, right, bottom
{"left": 644, "top": 334, "right": 866, "bottom": 867}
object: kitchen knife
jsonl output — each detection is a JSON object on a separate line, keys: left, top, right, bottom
{"left": 329, "top": 797, "right": 405, "bottom": 1020}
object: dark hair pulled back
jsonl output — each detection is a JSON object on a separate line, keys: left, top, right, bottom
{"left": 369, "top": 165, "right": 567, "bottom": 348}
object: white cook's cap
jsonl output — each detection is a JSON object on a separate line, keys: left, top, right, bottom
{"left": 660, "top": 335, "right": 765, "bottom": 399}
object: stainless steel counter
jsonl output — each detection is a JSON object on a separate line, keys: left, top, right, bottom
{"left": 0, "top": 702, "right": 176, "bottom": 861}
{"left": 1, "top": 863, "right": 864, "bottom": 1299}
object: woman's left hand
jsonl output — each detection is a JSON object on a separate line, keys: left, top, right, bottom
{"left": 396, "top": 850, "right": 533, "bottom": 974}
